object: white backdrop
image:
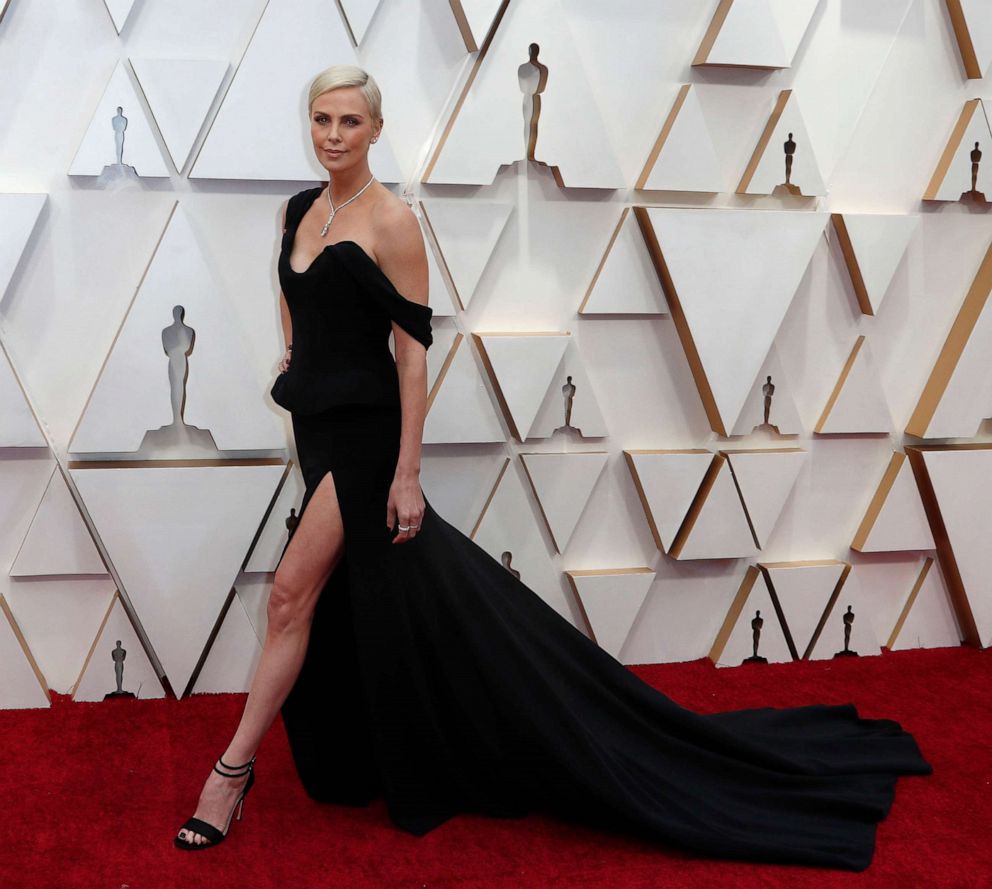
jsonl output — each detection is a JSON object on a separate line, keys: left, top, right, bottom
{"left": 0, "top": 0, "right": 986, "bottom": 705}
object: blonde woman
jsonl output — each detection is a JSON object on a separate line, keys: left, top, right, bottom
{"left": 175, "top": 65, "right": 931, "bottom": 873}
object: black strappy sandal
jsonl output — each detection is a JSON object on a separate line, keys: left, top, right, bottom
{"left": 174, "top": 755, "right": 256, "bottom": 851}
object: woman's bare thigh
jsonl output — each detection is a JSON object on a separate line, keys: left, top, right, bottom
{"left": 272, "top": 470, "right": 346, "bottom": 620}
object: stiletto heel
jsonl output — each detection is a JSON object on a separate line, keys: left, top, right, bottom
{"left": 174, "top": 754, "right": 256, "bottom": 851}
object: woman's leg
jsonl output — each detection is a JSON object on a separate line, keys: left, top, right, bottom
{"left": 177, "top": 470, "right": 345, "bottom": 845}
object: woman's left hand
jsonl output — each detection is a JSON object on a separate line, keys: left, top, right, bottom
{"left": 387, "top": 473, "right": 425, "bottom": 544}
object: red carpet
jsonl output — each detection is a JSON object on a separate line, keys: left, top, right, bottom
{"left": 1, "top": 646, "right": 987, "bottom": 889}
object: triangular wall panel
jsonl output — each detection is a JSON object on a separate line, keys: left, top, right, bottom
{"left": 636, "top": 85, "right": 723, "bottom": 193}
{"left": 579, "top": 208, "right": 668, "bottom": 315}
{"left": 423, "top": 335, "right": 507, "bottom": 444}
{"left": 191, "top": 591, "right": 263, "bottom": 695}
{"left": 449, "top": 0, "right": 503, "bottom": 51}
{"left": 103, "top": 0, "right": 138, "bottom": 34}
{"left": 0, "top": 596, "right": 50, "bottom": 709}
{"left": 887, "top": 558, "right": 962, "bottom": 651}
{"left": 815, "top": 336, "right": 893, "bottom": 434}
{"left": 471, "top": 463, "right": 576, "bottom": 626}
{"left": 520, "top": 451, "right": 608, "bottom": 552}
{"left": 831, "top": 213, "right": 918, "bottom": 316}
{"left": 730, "top": 345, "right": 803, "bottom": 436}
{"left": 947, "top": 0, "right": 992, "bottom": 79}
{"left": 10, "top": 467, "right": 106, "bottom": 576}
{"left": 724, "top": 448, "right": 806, "bottom": 548}
{"left": 924, "top": 99, "right": 992, "bottom": 201}
{"left": 709, "top": 567, "right": 792, "bottom": 667}
{"left": 851, "top": 452, "right": 935, "bottom": 553}
{"left": 419, "top": 200, "right": 513, "bottom": 310}
{"left": 669, "top": 455, "right": 758, "bottom": 560}
{"left": 70, "top": 462, "right": 285, "bottom": 694}
{"left": 70, "top": 204, "right": 286, "bottom": 453}
{"left": 566, "top": 568, "right": 654, "bottom": 661}
{"left": 636, "top": 206, "right": 827, "bottom": 436}
{"left": 760, "top": 560, "right": 850, "bottom": 660}
{"left": 191, "top": 0, "right": 401, "bottom": 181}
{"left": 72, "top": 592, "right": 165, "bottom": 701}
{"left": 623, "top": 449, "right": 713, "bottom": 553}
{"left": 737, "top": 89, "right": 827, "bottom": 196}
{"left": 69, "top": 61, "right": 170, "bottom": 177}
{"left": 908, "top": 444, "right": 992, "bottom": 648}
{"left": 423, "top": 0, "right": 625, "bottom": 187}
{"left": 906, "top": 241, "right": 992, "bottom": 439}
{"left": 474, "top": 333, "right": 571, "bottom": 441}
{"left": 131, "top": 58, "right": 229, "bottom": 174}
{"left": 339, "top": 0, "right": 384, "bottom": 44}
{"left": 0, "top": 193, "right": 46, "bottom": 302}
{"left": 694, "top": 0, "right": 820, "bottom": 69}
{"left": 0, "top": 346, "right": 47, "bottom": 447}
{"left": 529, "top": 339, "right": 609, "bottom": 440}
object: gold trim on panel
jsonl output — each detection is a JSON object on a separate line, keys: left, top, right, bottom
{"left": 905, "top": 445, "right": 983, "bottom": 647}
{"left": 622, "top": 448, "right": 711, "bottom": 553}
{"left": 520, "top": 451, "right": 608, "bottom": 554}
{"left": 427, "top": 331, "right": 462, "bottom": 411}
{"left": 692, "top": 0, "right": 734, "bottom": 67}
{"left": 923, "top": 99, "right": 983, "bottom": 200}
{"left": 851, "top": 452, "right": 907, "bottom": 551}
{"left": 886, "top": 556, "right": 934, "bottom": 649}
{"left": 946, "top": 0, "right": 983, "bottom": 80}
{"left": 814, "top": 334, "right": 865, "bottom": 433}
{"left": 578, "top": 208, "right": 629, "bottom": 314}
{"left": 423, "top": 1, "right": 511, "bottom": 183}
{"left": 668, "top": 453, "right": 724, "bottom": 559}
{"left": 70, "top": 590, "right": 118, "bottom": 698}
{"left": 468, "top": 455, "right": 511, "bottom": 539}
{"left": 67, "top": 457, "right": 285, "bottom": 469}
{"left": 66, "top": 200, "right": 179, "bottom": 454}
{"left": 831, "top": 213, "right": 874, "bottom": 316}
{"left": 566, "top": 567, "right": 653, "bottom": 577}
{"left": 634, "top": 206, "right": 727, "bottom": 436}
{"left": 759, "top": 560, "right": 850, "bottom": 660}
{"left": 417, "top": 200, "right": 466, "bottom": 311}
{"left": 906, "top": 240, "right": 992, "bottom": 437}
{"left": 472, "top": 332, "right": 569, "bottom": 443}
{"left": 708, "top": 564, "right": 761, "bottom": 664}
{"left": 635, "top": 85, "right": 691, "bottom": 190}
{"left": 737, "top": 89, "right": 792, "bottom": 194}
{"left": 0, "top": 594, "right": 51, "bottom": 703}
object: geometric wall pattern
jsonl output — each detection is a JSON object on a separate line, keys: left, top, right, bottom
{"left": 635, "top": 206, "right": 828, "bottom": 436}
{"left": 946, "top": 0, "right": 992, "bottom": 79}
{"left": 0, "top": 0, "right": 980, "bottom": 706}
{"left": 737, "top": 89, "right": 827, "bottom": 197}
{"left": 693, "top": 0, "right": 821, "bottom": 70}
{"left": 907, "top": 444, "right": 992, "bottom": 649}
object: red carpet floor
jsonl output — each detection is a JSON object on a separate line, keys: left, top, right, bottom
{"left": 1, "top": 646, "right": 988, "bottom": 889}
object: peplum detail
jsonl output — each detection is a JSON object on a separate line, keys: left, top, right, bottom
{"left": 269, "top": 186, "right": 433, "bottom": 416}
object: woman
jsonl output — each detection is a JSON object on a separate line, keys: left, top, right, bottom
{"left": 175, "top": 65, "right": 932, "bottom": 871}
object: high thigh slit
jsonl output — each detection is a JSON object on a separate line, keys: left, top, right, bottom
{"left": 268, "top": 185, "right": 933, "bottom": 872}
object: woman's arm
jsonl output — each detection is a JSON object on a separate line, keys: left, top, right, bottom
{"left": 376, "top": 201, "right": 430, "bottom": 542}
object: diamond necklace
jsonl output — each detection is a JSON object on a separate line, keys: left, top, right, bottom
{"left": 320, "top": 174, "right": 375, "bottom": 237}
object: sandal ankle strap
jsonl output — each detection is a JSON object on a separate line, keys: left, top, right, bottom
{"left": 214, "top": 754, "right": 255, "bottom": 778}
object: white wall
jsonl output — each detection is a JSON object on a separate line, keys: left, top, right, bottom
{"left": 0, "top": 0, "right": 983, "bottom": 701}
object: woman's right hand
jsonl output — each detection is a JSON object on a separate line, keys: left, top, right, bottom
{"left": 277, "top": 347, "right": 292, "bottom": 374}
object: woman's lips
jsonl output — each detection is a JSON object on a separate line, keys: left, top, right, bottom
{"left": 325, "top": 150, "right": 344, "bottom": 157}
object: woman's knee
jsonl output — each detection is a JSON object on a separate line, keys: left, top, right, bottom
{"left": 266, "top": 571, "right": 317, "bottom": 635}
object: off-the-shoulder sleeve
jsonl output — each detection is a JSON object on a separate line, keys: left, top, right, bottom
{"left": 335, "top": 241, "right": 434, "bottom": 350}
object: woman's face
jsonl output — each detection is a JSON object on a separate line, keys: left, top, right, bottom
{"left": 310, "top": 87, "right": 381, "bottom": 173}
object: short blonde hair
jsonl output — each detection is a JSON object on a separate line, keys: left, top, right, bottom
{"left": 307, "top": 64, "right": 382, "bottom": 121}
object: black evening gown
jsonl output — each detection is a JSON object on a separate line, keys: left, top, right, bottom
{"left": 271, "top": 186, "right": 932, "bottom": 872}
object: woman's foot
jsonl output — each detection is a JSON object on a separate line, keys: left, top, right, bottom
{"left": 176, "top": 759, "right": 253, "bottom": 847}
